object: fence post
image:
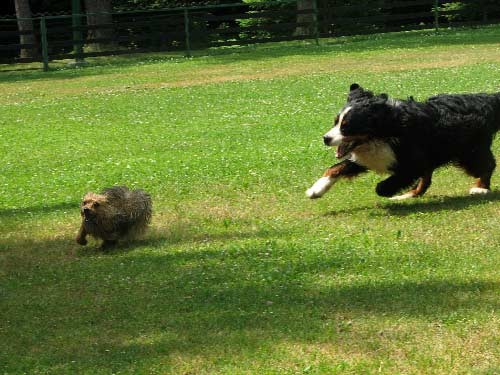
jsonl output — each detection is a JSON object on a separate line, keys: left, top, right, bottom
{"left": 312, "top": 0, "right": 319, "bottom": 45}
{"left": 40, "top": 16, "right": 49, "bottom": 71}
{"left": 480, "top": 0, "right": 487, "bottom": 23}
{"left": 72, "top": 0, "right": 85, "bottom": 65}
{"left": 184, "top": 9, "right": 191, "bottom": 58}
{"left": 434, "top": 0, "right": 439, "bottom": 32}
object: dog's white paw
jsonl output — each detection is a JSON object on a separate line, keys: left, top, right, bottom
{"left": 469, "top": 187, "right": 490, "bottom": 195}
{"left": 306, "top": 177, "right": 335, "bottom": 199}
{"left": 389, "top": 192, "right": 415, "bottom": 200}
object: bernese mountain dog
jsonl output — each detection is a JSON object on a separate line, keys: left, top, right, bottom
{"left": 306, "top": 83, "right": 500, "bottom": 200}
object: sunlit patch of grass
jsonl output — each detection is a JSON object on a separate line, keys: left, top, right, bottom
{"left": 2, "top": 26, "right": 500, "bottom": 104}
{"left": 1, "top": 25, "right": 500, "bottom": 374}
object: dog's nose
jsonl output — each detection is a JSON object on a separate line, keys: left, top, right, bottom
{"left": 83, "top": 208, "right": 90, "bottom": 214}
{"left": 323, "top": 136, "right": 332, "bottom": 146}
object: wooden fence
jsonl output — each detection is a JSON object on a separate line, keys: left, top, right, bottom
{"left": 1, "top": 0, "right": 499, "bottom": 70}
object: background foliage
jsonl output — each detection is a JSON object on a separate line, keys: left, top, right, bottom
{"left": 1, "top": 0, "right": 498, "bottom": 16}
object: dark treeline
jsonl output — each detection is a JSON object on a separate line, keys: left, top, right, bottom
{"left": 3, "top": 1, "right": 500, "bottom": 19}
{"left": 2, "top": 0, "right": 500, "bottom": 64}
{"left": 2, "top": 0, "right": 244, "bottom": 16}
{"left": 1, "top": 1, "right": 497, "bottom": 16}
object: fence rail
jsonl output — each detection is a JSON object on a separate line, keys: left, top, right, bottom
{"left": 1, "top": 0, "right": 500, "bottom": 70}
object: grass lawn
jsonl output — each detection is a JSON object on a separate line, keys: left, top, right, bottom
{"left": 1, "top": 26, "right": 499, "bottom": 374}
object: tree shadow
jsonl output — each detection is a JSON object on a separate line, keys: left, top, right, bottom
{"left": 74, "top": 224, "right": 284, "bottom": 256}
{"left": 1, "top": 231, "right": 498, "bottom": 372}
{"left": 0, "top": 201, "right": 78, "bottom": 218}
{"left": 204, "top": 25, "right": 500, "bottom": 66}
{"left": 0, "top": 213, "right": 282, "bottom": 255}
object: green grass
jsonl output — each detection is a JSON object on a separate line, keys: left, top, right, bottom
{"left": 1, "top": 26, "right": 500, "bottom": 374}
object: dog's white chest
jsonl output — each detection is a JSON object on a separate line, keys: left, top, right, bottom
{"left": 350, "top": 140, "right": 396, "bottom": 174}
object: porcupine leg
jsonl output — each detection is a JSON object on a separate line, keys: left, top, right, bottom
{"left": 76, "top": 223, "right": 88, "bottom": 245}
{"left": 101, "top": 239, "right": 118, "bottom": 250}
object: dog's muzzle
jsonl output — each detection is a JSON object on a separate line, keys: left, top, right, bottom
{"left": 323, "top": 126, "right": 344, "bottom": 147}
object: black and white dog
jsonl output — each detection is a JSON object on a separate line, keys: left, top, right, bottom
{"left": 306, "top": 84, "right": 500, "bottom": 200}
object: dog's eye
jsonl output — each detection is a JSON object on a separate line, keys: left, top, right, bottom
{"left": 93, "top": 202, "right": 100, "bottom": 208}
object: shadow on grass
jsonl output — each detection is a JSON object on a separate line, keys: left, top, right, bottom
{"left": 0, "top": 201, "right": 78, "bottom": 218}
{"left": 206, "top": 25, "right": 500, "bottom": 65}
{"left": 381, "top": 191, "right": 500, "bottom": 216}
{"left": 1, "top": 229, "right": 498, "bottom": 372}
{"left": 74, "top": 223, "right": 284, "bottom": 256}
{"left": 1, "top": 25, "right": 499, "bottom": 84}
{"left": 322, "top": 191, "right": 500, "bottom": 217}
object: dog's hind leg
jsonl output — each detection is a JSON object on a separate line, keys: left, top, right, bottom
{"left": 306, "top": 160, "right": 367, "bottom": 199}
{"left": 459, "top": 149, "right": 496, "bottom": 195}
{"left": 389, "top": 172, "right": 433, "bottom": 200}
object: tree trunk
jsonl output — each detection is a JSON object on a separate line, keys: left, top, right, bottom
{"left": 84, "top": 0, "right": 113, "bottom": 52}
{"left": 295, "top": 0, "right": 315, "bottom": 36}
{"left": 14, "top": 0, "right": 37, "bottom": 59}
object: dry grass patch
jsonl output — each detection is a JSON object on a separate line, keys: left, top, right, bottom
{"left": 2, "top": 39, "right": 500, "bottom": 104}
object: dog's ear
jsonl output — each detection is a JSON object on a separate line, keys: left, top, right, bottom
{"left": 350, "top": 83, "right": 360, "bottom": 91}
{"left": 347, "top": 84, "right": 373, "bottom": 102}
{"left": 368, "top": 100, "right": 400, "bottom": 135}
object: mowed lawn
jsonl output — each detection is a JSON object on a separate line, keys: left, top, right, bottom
{"left": 1, "top": 26, "right": 499, "bottom": 374}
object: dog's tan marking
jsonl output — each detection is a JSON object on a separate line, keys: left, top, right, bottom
{"left": 391, "top": 173, "right": 433, "bottom": 200}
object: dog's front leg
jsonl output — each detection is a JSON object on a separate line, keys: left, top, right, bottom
{"left": 376, "top": 173, "right": 419, "bottom": 198}
{"left": 306, "top": 160, "right": 367, "bottom": 199}
{"left": 76, "top": 223, "right": 88, "bottom": 246}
